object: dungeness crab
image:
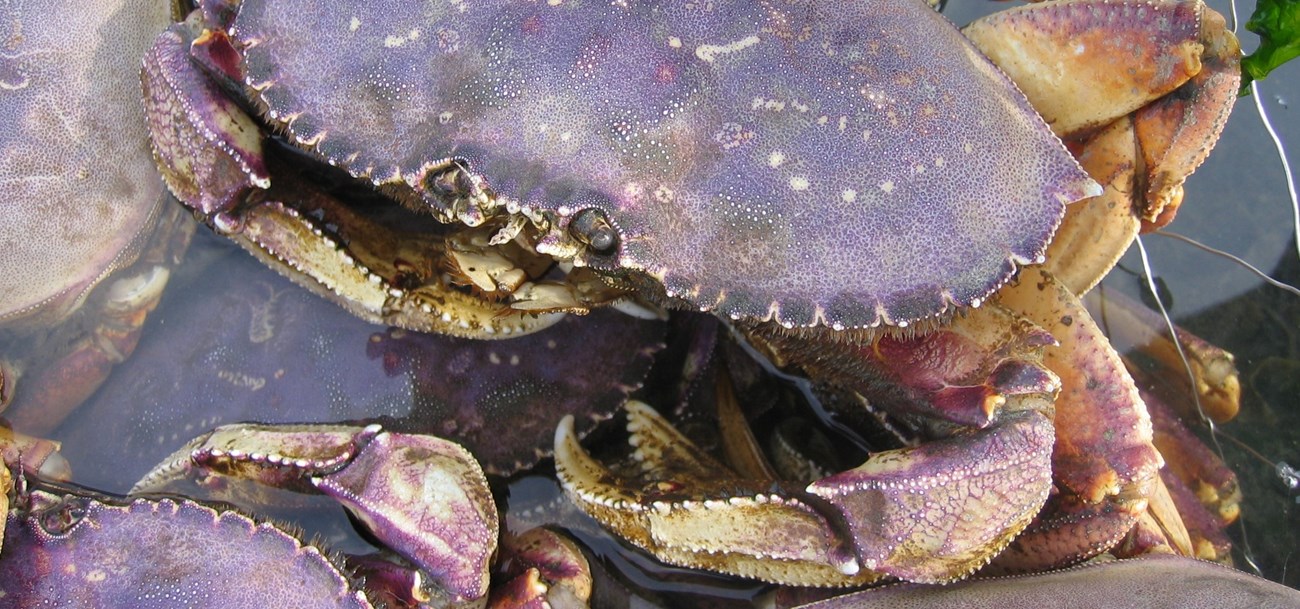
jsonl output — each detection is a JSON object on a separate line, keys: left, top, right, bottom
{"left": 0, "top": 0, "right": 194, "bottom": 436}
{"left": 0, "top": 0, "right": 1254, "bottom": 605}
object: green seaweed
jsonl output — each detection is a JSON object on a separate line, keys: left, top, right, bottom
{"left": 1242, "top": 0, "right": 1300, "bottom": 93}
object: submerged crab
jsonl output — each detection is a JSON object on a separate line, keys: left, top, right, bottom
{"left": 0, "top": 0, "right": 1250, "bottom": 604}
{"left": 0, "top": 0, "right": 193, "bottom": 436}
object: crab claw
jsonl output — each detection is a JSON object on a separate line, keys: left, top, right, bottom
{"left": 489, "top": 527, "right": 594, "bottom": 609}
{"left": 143, "top": 16, "right": 566, "bottom": 340}
{"left": 134, "top": 423, "right": 498, "bottom": 606}
{"left": 555, "top": 402, "right": 874, "bottom": 587}
{"left": 557, "top": 356, "right": 1057, "bottom": 586}
{"left": 965, "top": 0, "right": 1241, "bottom": 294}
{"left": 806, "top": 408, "right": 1055, "bottom": 582}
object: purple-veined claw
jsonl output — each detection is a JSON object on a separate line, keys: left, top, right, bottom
{"left": 555, "top": 402, "right": 875, "bottom": 588}
{"left": 143, "top": 17, "right": 270, "bottom": 219}
{"left": 557, "top": 300, "right": 1064, "bottom": 585}
{"left": 807, "top": 408, "right": 1055, "bottom": 583}
{"left": 314, "top": 430, "right": 499, "bottom": 605}
{"left": 133, "top": 423, "right": 498, "bottom": 606}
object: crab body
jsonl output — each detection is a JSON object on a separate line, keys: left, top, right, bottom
{"left": 0, "top": 0, "right": 193, "bottom": 433}
{"left": 148, "top": 0, "right": 1098, "bottom": 337}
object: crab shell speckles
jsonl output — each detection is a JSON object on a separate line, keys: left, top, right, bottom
{"left": 1, "top": 0, "right": 171, "bottom": 327}
{"left": 231, "top": 0, "right": 1099, "bottom": 329}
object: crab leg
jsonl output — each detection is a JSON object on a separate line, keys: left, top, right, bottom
{"left": 2, "top": 203, "right": 193, "bottom": 435}
{"left": 993, "top": 268, "right": 1163, "bottom": 570}
{"left": 1039, "top": 117, "right": 1142, "bottom": 296}
{"left": 805, "top": 407, "right": 1056, "bottom": 582}
{"left": 1088, "top": 289, "right": 1241, "bottom": 423}
{"left": 962, "top": 0, "right": 1206, "bottom": 139}
{"left": 967, "top": 0, "right": 1241, "bottom": 294}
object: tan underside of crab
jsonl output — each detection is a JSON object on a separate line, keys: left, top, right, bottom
{"left": 555, "top": 0, "right": 1241, "bottom": 586}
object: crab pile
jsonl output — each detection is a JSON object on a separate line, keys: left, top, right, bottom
{"left": 3, "top": 0, "right": 1298, "bottom": 607}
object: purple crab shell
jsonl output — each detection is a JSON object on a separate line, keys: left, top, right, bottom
{"left": 234, "top": 0, "right": 1097, "bottom": 328}
{"left": 0, "top": 495, "right": 371, "bottom": 609}
{"left": 0, "top": 0, "right": 169, "bottom": 325}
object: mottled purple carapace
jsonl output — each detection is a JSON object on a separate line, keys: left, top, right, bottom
{"left": 236, "top": 0, "right": 1097, "bottom": 328}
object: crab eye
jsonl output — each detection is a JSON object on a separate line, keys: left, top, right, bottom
{"left": 569, "top": 208, "right": 619, "bottom": 255}
{"left": 422, "top": 163, "right": 474, "bottom": 197}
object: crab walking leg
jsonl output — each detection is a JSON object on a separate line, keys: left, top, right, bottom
{"left": 1088, "top": 290, "right": 1242, "bottom": 424}
{"left": 962, "top": 0, "right": 1205, "bottom": 140}
{"left": 1137, "top": 380, "right": 1241, "bottom": 533}
{"left": 993, "top": 268, "right": 1163, "bottom": 570}
{"left": 143, "top": 21, "right": 563, "bottom": 339}
{"left": 1040, "top": 117, "right": 1142, "bottom": 296}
